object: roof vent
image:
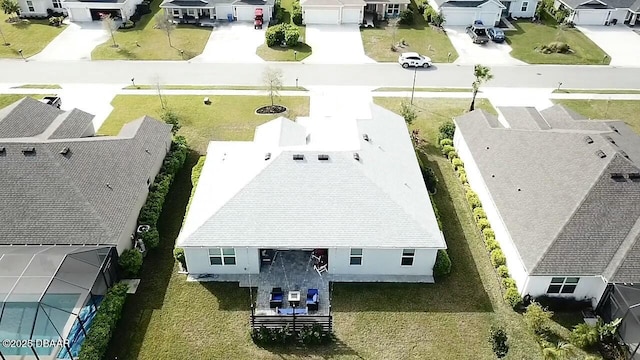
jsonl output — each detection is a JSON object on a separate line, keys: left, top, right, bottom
{"left": 584, "top": 136, "right": 594, "bottom": 144}
{"left": 318, "top": 154, "right": 329, "bottom": 161}
{"left": 629, "top": 173, "right": 640, "bottom": 181}
{"left": 106, "top": 183, "right": 113, "bottom": 190}
{"left": 595, "top": 150, "right": 606, "bottom": 158}
{"left": 611, "top": 173, "right": 626, "bottom": 181}
{"left": 604, "top": 136, "right": 616, "bottom": 145}
{"left": 265, "top": 152, "right": 271, "bottom": 160}
{"left": 22, "top": 147, "right": 35, "bottom": 155}
{"left": 363, "top": 134, "right": 370, "bottom": 142}
{"left": 353, "top": 152, "right": 360, "bottom": 161}
{"left": 610, "top": 125, "right": 619, "bottom": 133}
{"left": 293, "top": 154, "right": 304, "bottom": 161}
{"left": 0, "top": 147, "right": 5, "bottom": 156}
{"left": 619, "top": 150, "right": 630, "bottom": 159}
{"left": 60, "top": 147, "right": 70, "bottom": 155}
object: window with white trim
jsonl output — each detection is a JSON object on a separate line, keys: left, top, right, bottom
{"left": 350, "top": 249, "right": 362, "bottom": 265}
{"left": 546, "top": 277, "right": 579, "bottom": 294}
{"left": 209, "top": 248, "right": 236, "bottom": 265}
{"left": 186, "top": 8, "right": 195, "bottom": 15}
{"left": 52, "top": 0, "right": 61, "bottom": 8}
{"left": 387, "top": 4, "right": 400, "bottom": 15}
{"left": 172, "top": 8, "right": 180, "bottom": 16}
{"left": 401, "top": 249, "right": 415, "bottom": 266}
{"left": 26, "top": 0, "right": 35, "bottom": 11}
{"left": 521, "top": 1, "right": 528, "bottom": 11}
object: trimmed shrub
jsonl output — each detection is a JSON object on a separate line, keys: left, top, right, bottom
{"left": 422, "top": 167, "right": 438, "bottom": 194}
{"left": 438, "top": 121, "right": 455, "bottom": 140}
{"left": 161, "top": 109, "right": 181, "bottom": 134}
{"left": 524, "top": 302, "right": 553, "bottom": 334}
{"left": 489, "top": 326, "right": 509, "bottom": 359}
{"left": 447, "top": 150, "right": 458, "bottom": 160}
{"left": 173, "top": 248, "right": 187, "bottom": 270}
{"left": 292, "top": 0, "right": 302, "bottom": 25}
{"left": 502, "top": 277, "right": 516, "bottom": 289}
{"left": 483, "top": 228, "right": 495, "bottom": 240}
{"left": 272, "top": 1, "right": 285, "bottom": 24}
{"left": 570, "top": 323, "right": 599, "bottom": 349}
{"left": 466, "top": 191, "right": 481, "bottom": 209}
{"left": 504, "top": 287, "right": 522, "bottom": 309}
{"left": 424, "top": 4, "right": 437, "bottom": 22}
{"left": 459, "top": 172, "right": 468, "bottom": 184}
{"left": 540, "top": 41, "right": 570, "bottom": 54}
{"left": 118, "top": 249, "right": 142, "bottom": 277}
{"left": 434, "top": 249, "right": 452, "bottom": 277}
{"left": 77, "top": 283, "right": 129, "bottom": 360}
{"left": 477, "top": 218, "right": 491, "bottom": 231}
{"left": 473, "top": 207, "right": 487, "bottom": 221}
{"left": 284, "top": 25, "right": 300, "bottom": 47}
{"left": 439, "top": 138, "right": 453, "bottom": 147}
{"left": 496, "top": 265, "right": 509, "bottom": 278}
{"left": 486, "top": 237, "right": 500, "bottom": 252}
{"left": 266, "top": 24, "right": 285, "bottom": 46}
{"left": 490, "top": 249, "right": 506, "bottom": 267}
{"left": 141, "top": 227, "right": 160, "bottom": 249}
{"left": 430, "top": 196, "right": 443, "bottom": 229}
{"left": 399, "top": 8, "right": 414, "bottom": 25}
{"left": 441, "top": 144, "right": 455, "bottom": 156}
{"left": 451, "top": 158, "right": 463, "bottom": 168}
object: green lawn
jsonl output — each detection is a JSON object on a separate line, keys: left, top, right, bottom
{"left": 256, "top": 0, "right": 311, "bottom": 61}
{"left": 11, "top": 84, "right": 62, "bottom": 89}
{"left": 361, "top": 6, "right": 458, "bottom": 63}
{"left": 554, "top": 89, "right": 640, "bottom": 94}
{"left": 555, "top": 100, "right": 640, "bottom": 134}
{"left": 507, "top": 14, "right": 609, "bottom": 65}
{"left": 91, "top": 1, "right": 211, "bottom": 60}
{"left": 0, "top": 13, "right": 66, "bottom": 58}
{"left": 374, "top": 87, "right": 472, "bottom": 92}
{"left": 124, "top": 85, "right": 308, "bottom": 90}
{"left": 0, "top": 94, "right": 48, "bottom": 108}
{"left": 98, "top": 95, "right": 310, "bottom": 153}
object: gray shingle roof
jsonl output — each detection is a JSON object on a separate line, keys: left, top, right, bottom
{"left": 0, "top": 99, "right": 172, "bottom": 246}
{"left": 558, "top": 0, "right": 637, "bottom": 10}
{"left": 455, "top": 105, "right": 640, "bottom": 282}
{"left": 0, "top": 98, "right": 64, "bottom": 138}
{"left": 48, "top": 109, "right": 95, "bottom": 139}
{"left": 178, "top": 104, "right": 445, "bottom": 250}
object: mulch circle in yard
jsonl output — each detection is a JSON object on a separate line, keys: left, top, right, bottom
{"left": 256, "top": 105, "right": 287, "bottom": 114}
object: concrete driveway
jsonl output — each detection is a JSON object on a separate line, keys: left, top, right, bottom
{"left": 303, "top": 25, "right": 375, "bottom": 64}
{"left": 577, "top": 25, "right": 640, "bottom": 67}
{"left": 190, "top": 22, "right": 264, "bottom": 63}
{"left": 30, "top": 22, "right": 108, "bottom": 61}
{"left": 445, "top": 26, "right": 525, "bottom": 66}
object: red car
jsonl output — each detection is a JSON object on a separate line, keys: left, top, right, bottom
{"left": 254, "top": 8, "right": 263, "bottom": 29}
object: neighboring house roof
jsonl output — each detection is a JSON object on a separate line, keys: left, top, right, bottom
{"left": 301, "top": 0, "right": 366, "bottom": 6}
{"left": 433, "top": 0, "right": 506, "bottom": 9}
{"left": 364, "top": 0, "right": 410, "bottom": 4}
{"left": 455, "top": 105, "right": 640, "bottom": 283}
{"left": 178, "top": 104, "right": 446, "bottom": 250}
{"left": 559, "top": 0, "right": 638, "bottom": 10}
{"left": 0, "top": 97, "right": 172, "bottom": 246}
{"left": 160, "top": 0, "right": 274, "bottom": 7}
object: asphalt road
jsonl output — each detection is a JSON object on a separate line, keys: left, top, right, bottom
{"left": 3, "top": 60, "right": 640, "bottom": 89}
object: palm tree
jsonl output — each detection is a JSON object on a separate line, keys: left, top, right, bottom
{"left": 1, "top": 0, "right": 20, "bottom": 20}
{"left": 542, "top": 341, "right": 578, "bottom": 360}
{"left": 469, "top": 64, "right": 493, "bottom": 111}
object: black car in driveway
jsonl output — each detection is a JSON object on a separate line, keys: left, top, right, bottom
{"left": 487, "top": 28, "right": 506, "bottom": 43}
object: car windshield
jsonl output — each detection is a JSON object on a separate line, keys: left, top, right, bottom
{"left": 494, "top": 30, "right": 504, "bottom": 36}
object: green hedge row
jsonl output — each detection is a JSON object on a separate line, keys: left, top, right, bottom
{"left": 266, "top": 23, "right": 300, "bottom": 47}
{"left": 77, "top": 283, "right": 129, "bottom": 360}
{"left": 441, "top": 126, "right": 523, "bottom": 309}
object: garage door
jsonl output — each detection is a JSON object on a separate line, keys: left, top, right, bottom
{"left": 442, "top": 9, "right": 475, "bottom": 25}
{"left": 235, "top": 6, "right": 255, "bottom": 21}
{"left": 304, "top": 8, "right": 340, "bottom": 24}
{"left": 574, "top": 10, "right": 608, "bottom": 25}
{"left": 68, "top": 8, "right": 91, "bottom": 22}
{"left": 341, "top": 7, "right": 361, "bottom": 23}
{"left": 478, "top": 11, "right": 499, "bottom": 26}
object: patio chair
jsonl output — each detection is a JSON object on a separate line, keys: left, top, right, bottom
{"left": 314, "top": 264, "right": 327, "bottom": 276}
{"left": 269, "top": 287, "right": 283, "bottom": 308}
{"left": 306, "top": 288, "right": 319, "bottom": 311}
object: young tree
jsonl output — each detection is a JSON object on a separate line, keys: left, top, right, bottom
{"left": 263, "top": 67, "right": 283, "bottom": 107}
{"left": 469, "top": 64, "right": 493, "bottom": 111}
{"left": 154, "top": 76, "right": 167, "bottom": 110}
{"left": 101, "top": 14, "right": 118, "bottom": 48}
{"left": 155, "top": 13, "right": 175, "bottom": 47}
{"left": 401, "top": 101, "right": 417, "bottom": 126}
{"left": 161, "top": 109, "right": 181, "bottom": 134}
{"left": 1, "top": 0, "right": 20, "bottom": 20}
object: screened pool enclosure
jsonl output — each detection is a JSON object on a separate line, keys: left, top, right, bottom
{"left": 600, "top": 283, "right": 640, "bottom": 359}
{"left": 0, "top": 245, "right": 117, "bottom": 360}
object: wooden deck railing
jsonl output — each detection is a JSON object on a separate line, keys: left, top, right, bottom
{"left": 250, "top": 305, "right": 333, "bottom": 332}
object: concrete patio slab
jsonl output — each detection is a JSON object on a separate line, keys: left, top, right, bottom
{"left": 445, "top": 26, "right": 526, "bottom": 66}
{"left": 57, "top": 84, "right": 121, "bottom": 130}
{"left": 577, "top": 25, "right": 640, "bottom": 67}
{"left": 190, "top": 22, "right": 265, "bottom": 63}
{"left": 30, "top": 22, "right": 108, "bottom": 61}
{"left": 303, "top": 25, "right": 376, "bottom": 64}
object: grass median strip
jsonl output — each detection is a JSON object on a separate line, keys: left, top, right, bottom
{"left": 123, "top": 85, "right": 308, "bottom": 91}
{"left": 11, "top": 84, "right": 62, "bottom": 89}
{"left": 373, "top": 87, "right": 472, "bottom": 92}
{"left": 553, "top": 89, "right": 640, "bottom": 94}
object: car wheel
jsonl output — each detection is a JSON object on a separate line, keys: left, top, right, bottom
{"left": 402, "top": 63, "right": 409, "bottom": 68}
{"left": 423, "top": 63, "right": 430, "bottom": 68}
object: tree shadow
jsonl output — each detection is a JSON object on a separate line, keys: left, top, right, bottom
{"left": 201, "top": 282, "right": 257, "bottom": 311}
{"left": 116, "top": 47, "right": 139, "bottom": 59}
{"left": 257, "top": 337, "right": 363, "bottom": 358}
{"left": 12, "top": 20, "right": 32, "bottom": 29}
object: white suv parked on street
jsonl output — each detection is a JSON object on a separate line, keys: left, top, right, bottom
{"left": 398, "top": 52, "right": 432, "bottom": 68}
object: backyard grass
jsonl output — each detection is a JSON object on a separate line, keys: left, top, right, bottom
{"left": 507, "top": 14, "right": 609, "bottom": 65}
{"left": 360, "top": 6, "right": 458, "bottom": 63}
{"left": 256, "top": 0, "right": 312, "bottom": 61}
{"left": 555, "top": 99, "right": 640, "bottom": 134}
{"left": 0, "top": 94, "right": 48, "bottom": 108}
{"left": 123, "top": 85, "right": 308, "bottom": 91}
{"left": 91, "top": 1, "right": 211, "bottom": 60}
{"left": 11, "top": 84, "right": 62, "bottom": 89}
{"left": 0, "top": 13, "right": 66, "bottom": 58}
{"left": 98, "top": 95, "right": 310, "bottom": 153}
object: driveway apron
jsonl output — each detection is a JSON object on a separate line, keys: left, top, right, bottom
{"left": 303, "top": 25, "right": 375, "bottom": 64}
{"left": 190, "top": 22, "right": 265, "bottom": 63}
{"left": 577, "top": 25, "right": 640, "bottom": 67}
{"left": 30, "top": 22, "right": 108, "bottom": 61}
{"left": 445, "top": 26, "right": 526, "bottom": 66}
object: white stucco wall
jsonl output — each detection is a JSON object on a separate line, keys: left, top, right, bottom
{"left": 508, "top": 0, "right": 537, "bottom": 17}
{"left": 184, "top": 247, "right": 261, "bottom": 274}
{"left": 523, "top": 275, "right": 608, "bottom": 306}
{"left": 454, "top": 129, "right": 530, "bottom": 292}
{"left": 20, "top": 0, "right": 49, "bottom": 16}
{"left": 329, "top": 248, "right": 437, "bottom": 276}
